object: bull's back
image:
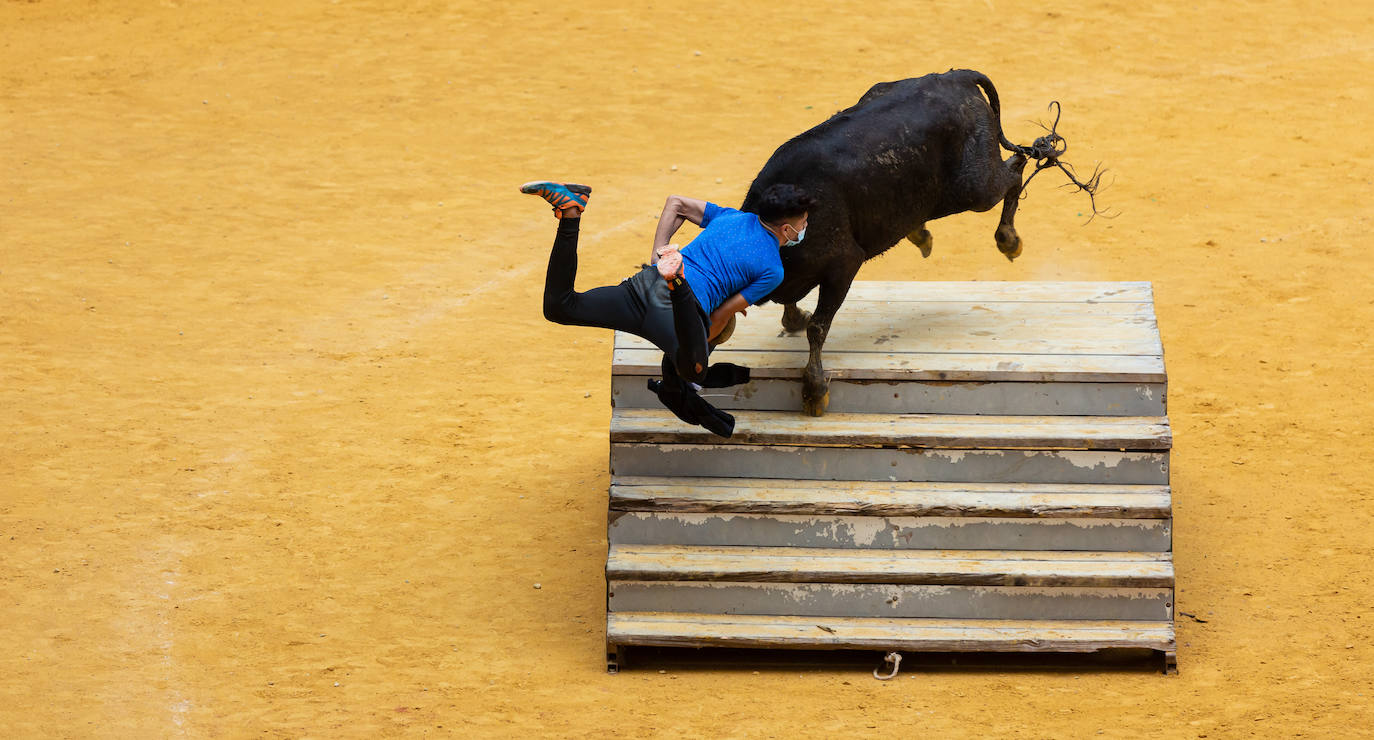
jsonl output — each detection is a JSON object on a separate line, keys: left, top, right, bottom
{"left": 746, "top": 71, "right": 992, "bottom": 250}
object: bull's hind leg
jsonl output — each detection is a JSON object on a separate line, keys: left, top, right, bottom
{"left": 995, "top": 153, "right": 1029, "bottom": 261}
{"left": 781, "top": 303, "right": 810, "bottom": 334}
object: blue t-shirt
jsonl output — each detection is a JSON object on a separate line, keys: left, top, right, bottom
{"left": 681, "top": 203, "right": 784, "bottom": 314}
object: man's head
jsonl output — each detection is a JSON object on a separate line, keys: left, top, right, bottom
{"left": 755, "top": 183, "right": 817, "bottom": 246}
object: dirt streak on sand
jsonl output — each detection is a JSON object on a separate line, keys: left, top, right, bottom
{"left": 2, "top": 0, "right": 1372, "bottom": 736}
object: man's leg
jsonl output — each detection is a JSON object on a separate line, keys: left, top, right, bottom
{"left": 527, "top": 182, "right": 647, "bottom": 333}
{"left": 665, "top": 284, "right": 751, "bottom": 388}
{"left": 541, "top": 219, "right": 654, "bottom": 333}
{"left": 665, "top": 278, "right": 712, "bottom": 384}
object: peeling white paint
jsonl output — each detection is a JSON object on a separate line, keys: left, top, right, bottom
{"left": 927, "top": 449, "right": 971, "bottom": 464}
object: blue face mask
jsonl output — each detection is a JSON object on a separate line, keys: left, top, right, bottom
{"left": 784, "top": 224, "right": 807, "bottom": 247}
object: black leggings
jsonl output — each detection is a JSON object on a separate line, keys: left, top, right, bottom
{"left": 542, "top": 217, "right": 711, "bottom": 382}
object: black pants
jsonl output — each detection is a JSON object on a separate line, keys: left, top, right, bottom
{"left": 542, "top": 217, "right": 712, "bottom": 382}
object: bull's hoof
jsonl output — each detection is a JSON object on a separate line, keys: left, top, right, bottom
{"left": 801, "top": 370, "right": 830, "bottom": 416}
{"left": 995, "top": 226, "right": 1023, "bottom": 261}
{"left": 802, "top": 389, "right": 830, "bottom": 417}
{"left": 906, "top": 228, "right": 933, "bottom": 258}
{"left": 781, "top": 307, "right": 811, "bottom": 334}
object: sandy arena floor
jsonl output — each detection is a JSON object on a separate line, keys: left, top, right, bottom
{"left": 3, "top": 0, "right": 1372, "bottom": 736}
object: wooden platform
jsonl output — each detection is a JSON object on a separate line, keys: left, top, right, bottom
{"left": 613, "top": 281, "right": 1166, "bottom": 415}
{"left": 604, "top": 281, "right": 1175, "bottom": 673}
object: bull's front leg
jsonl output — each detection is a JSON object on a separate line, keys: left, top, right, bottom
{"left": 800, "top": 277, "right": 857, "bottom": 417}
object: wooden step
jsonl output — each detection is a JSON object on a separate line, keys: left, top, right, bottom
{"left": 609, "top": 409, "right": 1171, "bottom": 449}
{"left": 608, "top": 478, "right": 1172, "bottom": 552}
{"left": 607, "top": 612, "right": 1176, "bottom": 653}
{"left": 606, "top": 545, "right": 1174, "bottom": 588}
{"left": 610, "top": 477, "right": 1172, "bottom": 518}
{"left": 608, "top": 512, "right": 1171, "bottom": 551}
{"left": 614, "top": 293, "right": 1162, "bottom": 356}
{"left": 610, "top": 443, "right": 1169, "bottom": 485}
{"left": 616, "top": 346, "right": 1165, "bottom": 383}
{"left": 611, "top": 376, "right": 1167, "bottom": 416}
{"left": 837, "top": 281, "right": 1158, "bottom": 303}
{"left": 613, "top": 281, "right": 1166, "bottom": 387}
{"left": 609, "top": 582, "right": 1173, "bottom": 621}
{"left": 614, "top": 347, "right": 1165, "bottom": 383}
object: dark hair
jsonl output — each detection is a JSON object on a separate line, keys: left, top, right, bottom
{"left": 754, "top": 183, "right": 817, "bottom": 224}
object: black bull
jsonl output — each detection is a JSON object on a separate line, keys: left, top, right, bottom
{"left": 741, "top": 68, "right": 1099, "bottom": 416}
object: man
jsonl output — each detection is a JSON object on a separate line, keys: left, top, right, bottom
{"left": 523, "top": 180, "right": 815, "bottom": 437}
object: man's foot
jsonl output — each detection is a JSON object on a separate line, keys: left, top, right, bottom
{"left": 520, "top": 181, "right": 591, "bottom": 218}
{"left": 687, "top": 393, "right": 735, "bottom": 438}
{"left": 700, "top": 362, "right": 750, "bottom": 388}
{"left": 647, "top": 376, "right": 735, "bottom": 438}
{"left": 647, "top": 377, "right": 699, "bottom": 426}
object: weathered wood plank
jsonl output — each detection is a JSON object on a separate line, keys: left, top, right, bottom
{"left": 613, "top": 476, "right": 1168, "bottom": 494}
{"left": 610, "top": 409, "right": 1172, "bottom": 450}
{"left": 612, "top": 544, "right": 1173, "bottom": 562}
{"left": 614, "top": 611, "right": 1172, "bottom": 629}
{"left": 839, "top": 282, "right": 1155, "bottom": 303}
{"left": 606, "top": 545, "right": 1174, "bottom": 587}
{"left": 609, "top": 477, "right": 1173, "bottom": 519}
{"left": 607, "top": 512, "right": 1172, "bottom": 551}
{"left": 616, "top": 311, "right": 1160, "bottom": 346}
{"left": 636, "top": 282, "right": 1154, "bottom": 315}
{"left": 616, "top": 309, "right": 1160, "bottom": 342}
{"left": 613, "top": 283, "right": 1164, "bottom": 356}
{"left": 611, "top": 376, "right": 1167, "bottom": 416}
{"left": 607, "top": 581, "right": 1174, "bottom": 621}
{"left": 617, "top": 324, "right": 1162, "bottom": 356}
{"left": 612, "top": 347, "right": 1167, "bottom": 382}
{"left": 758, "top": 300, "right": 1157, "bottom": 317}
{"left": 610, "top": 444, "right": 1169, "bottom": 484}
{"left": 607, "top": 612, "right": 1175, "bottom": 652}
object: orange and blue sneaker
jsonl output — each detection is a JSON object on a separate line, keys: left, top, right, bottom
{"left": 520, "top": 181, "right": 591, "bottom": 218}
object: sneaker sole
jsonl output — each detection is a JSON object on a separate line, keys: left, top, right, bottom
{"left": 520, "top": 181, "right": 592, "bottom": 197}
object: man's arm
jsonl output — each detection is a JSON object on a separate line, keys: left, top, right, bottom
{"left": 708, "top": 293, "right": 750, "bottom": 341}
{"left": 650, "top": 195, "right": 708, "bottom": 264}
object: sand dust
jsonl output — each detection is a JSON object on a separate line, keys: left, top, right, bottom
{"left": 3, "top": 0, "right": 1372, "bottom": 736}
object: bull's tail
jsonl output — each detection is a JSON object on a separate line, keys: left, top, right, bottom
{"left": 965, "top": 70, "right": 1110, "bottom": 221}
{"left": 963, "top": 71, "right": 1027, "bottom": 156}
{"left": 965, "top": 70, "right": 1064, "bottom": 162}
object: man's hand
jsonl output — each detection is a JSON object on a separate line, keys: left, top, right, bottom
{"left": 656, "top": 248, "right": 683, "bottom": 280}
{"left": 651, "top": 243, "right": 679, "bottom": 265}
